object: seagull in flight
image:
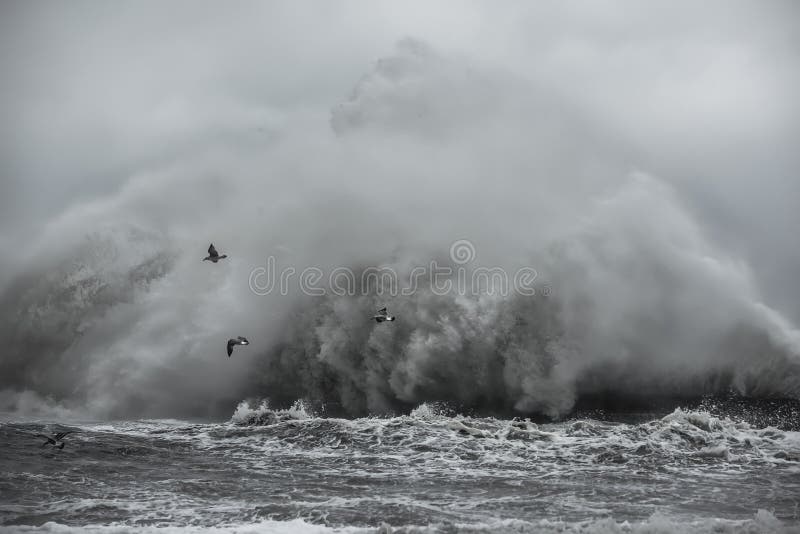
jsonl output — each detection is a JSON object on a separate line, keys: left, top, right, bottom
{"left": 373, "top": 307, "right": 396, "bottom": 323}
{"left": 37, "top": 431, "right": 74, "bottom": 449}
{"left": 227, "top": 336, "right": 250, "bottom": 357}
{"left": 203, "top": 243, "right": 228, "bottom": 263}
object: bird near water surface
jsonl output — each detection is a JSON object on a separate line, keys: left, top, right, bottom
{"left": 37, "top": 431, "right": 74, "bottom": 449}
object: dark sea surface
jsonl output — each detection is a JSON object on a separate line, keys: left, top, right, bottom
{"left": 1, "top": 402, "right": 799, "bottom": 533}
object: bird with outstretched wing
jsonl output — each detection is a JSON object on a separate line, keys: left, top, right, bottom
{"left": 37, "top": 431, "right": 74, "bottom": 448}
{"left": 203, "top": 243, "right": 228, "bottom": 262}
{"left": 227, "top": 336, "right": 250, "bottom": 357}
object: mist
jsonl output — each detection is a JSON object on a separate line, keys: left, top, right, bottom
{"left": 1, "top": 1, "right": 798, "bottom": 419}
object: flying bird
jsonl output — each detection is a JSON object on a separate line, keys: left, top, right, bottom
{"left": 203, "top": 243, "right": 228, "bottom": 263}
{"left": 227, "top": 336, "right": 250, "bottom": 357}
{"left": 37, "top": 431, "right": 74, "bottom": 449}
{"left": 374, "top": 307, "right": 395, "bottom": 323}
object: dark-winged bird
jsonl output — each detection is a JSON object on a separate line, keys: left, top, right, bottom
{"left": 203, "top": 243, "right": 228, "bottom": 263}
{"left": 227, "top": 336, "right": 250, "bottom": 357}
{"left": 37, "top": 431, "right": 74, "bottom": 449}
{"left": 374, "top": 307, "right": 395, "bottom": 323}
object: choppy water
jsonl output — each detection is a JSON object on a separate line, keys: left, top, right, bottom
{"left": 1, "top": 403, "right": 799, "bottom": 533}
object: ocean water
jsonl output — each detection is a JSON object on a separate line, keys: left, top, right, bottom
{"left": 1, "top": 402, "right": 799, "bottom": 533}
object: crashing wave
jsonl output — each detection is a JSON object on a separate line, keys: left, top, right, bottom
{"left": 1, "top": 41, "right": 799, "bottom": 421}
{"left": 230, "top": 399, "right": 313, "bottom": 426}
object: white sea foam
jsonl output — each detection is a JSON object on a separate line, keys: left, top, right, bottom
{"left": 2, "top": 409, "right": 798, "bottom": 531}
{"left": 2, "top": 509, "right": 796, "bottom": 534}
{"left": 0, "top": 518, "right": 367, "bottom": 533}
{"left": 230, "top": 399, "right": 313, "bottom": 426}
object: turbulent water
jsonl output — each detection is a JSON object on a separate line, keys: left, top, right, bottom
{"left": 1, "top": 28, "right": 800, "bottom": 534}
{"left": 1, "top": 402, "right": 799, "bottom": 533}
